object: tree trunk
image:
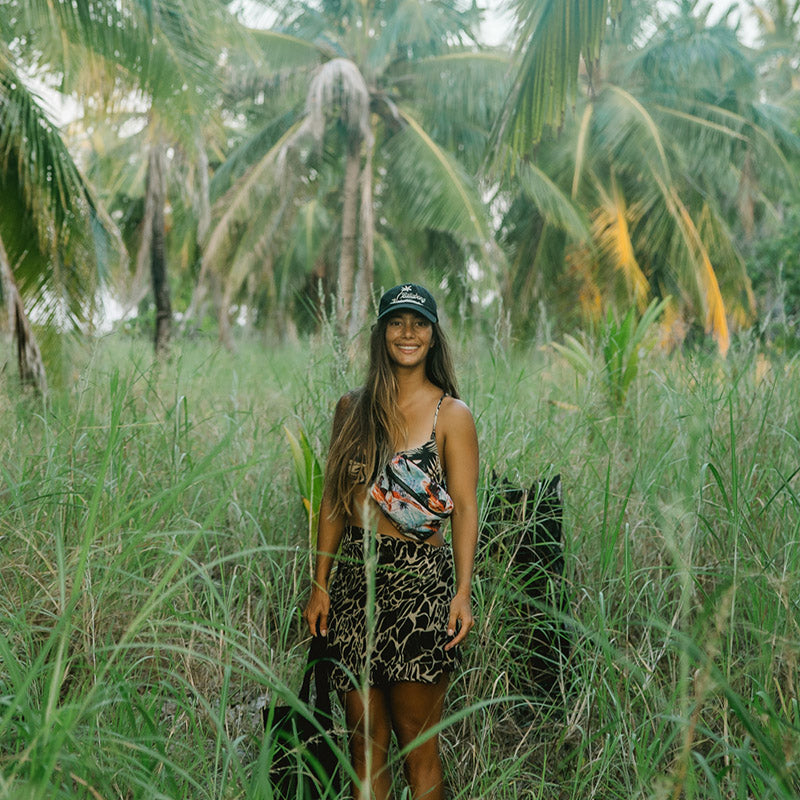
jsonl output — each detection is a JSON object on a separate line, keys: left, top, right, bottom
{"left": 0, "top": 234, "right": 47, "bottom": 393}
{"left": 738, "top": 149, "right": 755, "bottom": 239}
{"left": 148, "top": 139, "right": 171, "bottom": 354}
{"left": 337, "top": 136, "right": 361, "bottom": 335}
{"left": 218, "top": 295, "right": 234, "bottom": 351}
{"left": 183, "top": 260, "right": 209, "bottom": 331}
{"left": 196, "top": 137, "right": 211, "bottom": 243}
{"left": 349, "top": 132, "right": 375, "bottom": 338}
{"left": 124, "top": 192, "right": 155, "bottom": 318}
{"left": 180, "top": 137, "right": 212, "bottom": 335}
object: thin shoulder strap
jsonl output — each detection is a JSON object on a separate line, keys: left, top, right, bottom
{"left": 431, "top": 393, "right": 447, "bottom": 436}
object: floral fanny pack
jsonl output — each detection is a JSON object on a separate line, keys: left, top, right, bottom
{"left": 370, "top": 453, "right": 454, "bottom": 542}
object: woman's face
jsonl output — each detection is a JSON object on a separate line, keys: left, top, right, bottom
{"left": 384, "top": 311, "right": 434, "bottom": 369}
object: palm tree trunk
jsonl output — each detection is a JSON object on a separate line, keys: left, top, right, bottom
{"left": 349, "top": 132, "right": 375, "bottom": 338}
{"left": 179, "top": 140, "right": 211, "bottom": 335}
{"left": 0, "top": 234, "right": 47, "bottom": 393}
{"left": 148, "top": 139, "right": 171, "bottom": 354}
{"left": 337, "top": 136, "right": 361, "bottom": 334}
{"left": 126, "top": 181, "right": 155, "bottom": 316}
{"left": 218, "top": 277, "right": 235, "bottom": 351}
{"left": 196, "top": 138, "right": 211, "bottom": 243}
{"left": 738, "top": 149, "right": 755, "bottom": 239}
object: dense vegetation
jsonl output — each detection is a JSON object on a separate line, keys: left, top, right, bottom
{"left": 2, "top": 1, "right": 800, "bottom": 798}
{"left": 1, "top": 0, "right": 799, "bottom": 385}
{"left": 2, "top": 332, "right": 799, "bottom": 798}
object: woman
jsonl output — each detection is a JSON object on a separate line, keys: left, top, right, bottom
{"left": 303, "top": 283, "right": 479, "bottom": 800}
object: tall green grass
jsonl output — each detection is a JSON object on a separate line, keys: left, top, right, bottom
{"left": 1, "top": 331, "right": 799, "bottom": 799}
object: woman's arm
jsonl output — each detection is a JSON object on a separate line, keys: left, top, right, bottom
{"left": 303, "top": 395, "right": 350, "bottom": 637}
{"left": 303, "top": 493, "right": 345, "bottom": 637}
{"left": 440, "top": 398, "right": 479, "bottom": 650}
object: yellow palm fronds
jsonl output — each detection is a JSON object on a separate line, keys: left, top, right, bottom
{"left": 592, "top": 179, "right": 650, "bottom": 310}
{"left": 674, "top": 199, "right": 730, "bottom": 356}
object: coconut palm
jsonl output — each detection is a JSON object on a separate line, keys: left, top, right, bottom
{"left": 0, "top": 8, "right": 121, "bottom": 390}
{"left": 739, "top": 1, "right": 800, "bottom": 326}
{"left": 494, "top": 0, "right": 800, "bottom": 352}
{"left": 2, "top": 0, "right": 237, "bottom": 373}
{"left": 747, "top": 0, "right": 800, "bottom": 101}
{"left": 199, "top": 0, "right": 508, "bottom": 342}
{"left": 73, "top": 0, "right": 237, "bottom": 353}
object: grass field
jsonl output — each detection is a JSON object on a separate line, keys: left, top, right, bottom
{"left": 2, "top": 328, "right": 799, "bottom": 799}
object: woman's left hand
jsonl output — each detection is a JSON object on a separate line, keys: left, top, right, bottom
{"left": 445, "top": 592, "right": 474, "bottom": 650}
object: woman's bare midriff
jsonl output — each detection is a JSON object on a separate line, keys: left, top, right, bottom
{"left": 347, "top": 484, "right": 446, "bottom": 547}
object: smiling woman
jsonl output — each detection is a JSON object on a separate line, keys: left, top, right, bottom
{"left": 303, "top": 283, "right": 480, "bottom": 800}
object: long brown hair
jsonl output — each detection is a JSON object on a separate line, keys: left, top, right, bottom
{"left": 324, "top": 315, "right": 459, "bottom": 519}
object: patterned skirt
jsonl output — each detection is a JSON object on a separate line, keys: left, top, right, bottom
{"left": 326, "top": 526, "right": 460, "bottom": 693}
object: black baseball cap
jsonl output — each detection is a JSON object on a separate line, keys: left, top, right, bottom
{"left": 377, "top": 283, "right": 438, "bottom": 324}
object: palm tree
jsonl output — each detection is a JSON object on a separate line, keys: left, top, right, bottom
{"left": 739, "top": 1, "right": 800, "bottom": 325}
{"left": 0, "top": 7, "right": 121, "bottom": 390}
{"left": 198, "top": 0, "right": 507, "bottom": 342}
{"left": 494, "top": 1, "right": 800, "bottom": 352}
{"left": 2, "top": 0, "right": 236, "bottom": 377}
{"left": 75, "top": 0, "right": 237, "bottom": 353}
{"left": 748, "top": 0, "right": 800, "bottom": 101}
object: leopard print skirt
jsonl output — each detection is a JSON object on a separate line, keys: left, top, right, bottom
{"left": 326, "top": 526, "right": 460, "bottom": 692}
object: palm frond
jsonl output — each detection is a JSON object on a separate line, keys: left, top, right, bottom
{"left": 210, "top": 110, "right": 299, "bottom": 200}
{"left": 249, "top": 28, "right": 329, "bottom": 69}
{"left": 386, "top": 108, "right": 491, "bottom": 243}
{"left": 203, "top": 119, "right": 304, "bottom": 276}
{"left": 0, "top": 52, "right": 122, "bottom": 327}
{"left": 13, "top": 0, "right": 128, "bottom": 61}
{"left": 591, "top": 176, "right": 649, "bottom": 309}
{"left": 647, "top": 169, "right": 730, "bottom": 354}
{"left": 374, "top": 231, "right": 403, "bottom": 287}
{"left": 276, "top": 198, "right": 334, "bottom": 303}
{"left": 517, "top": 161, "right": 590, "bottom": 242}
{"left": 626, "top": 16, "right": 755, "bottom": 92}
{"left": 497, "top": 0, "right": 622, "bottom": 152}
{"left": 270, "top": 1, "right": 347, "bottom": 58}
{"left": 17, "top": 0, "right": 231, "bottom": 114}
{"left": 572, "top": 103, "right": 594, "bottom": 198}
{"left": 368, "top": 0, "right": 482, "bottom": 70}
{"left": 397, "top": 49, "right": 512, "bottom": 172}
{"left": 603, "top": 85, "right": 671, "bottom": 176}
{"left": 696, "top": 202, "right": 755, "bottom": 324}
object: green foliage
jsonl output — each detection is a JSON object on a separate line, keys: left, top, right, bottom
{"left": 200, "top": 0, "right": 503, "bottom": 332}
{"left": 0, "top": 51, "right": 119, "bottom": 337}
{"left": 495, "top": 1, "right": 800, "bottom": 349}
{"left": 284, "top": 425, "right": 324, "bottom": 556}
{"left": 552, "top": 297, "right": 669, "bottom": 408}
{"left": 600, "top": 297, "right": 669, "bottom": 406}
{"left": 749, "top": 206, "right": 800, "bottom": 341}
{"left": 498, "top": 0, "right": 623, "bottom": 151}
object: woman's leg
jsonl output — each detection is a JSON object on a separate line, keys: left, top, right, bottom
{"left": 388, "top": 678, "right": 449, "bottom": 800}
{"left": 344, "top": 686, "right": 394, "bottom": 800}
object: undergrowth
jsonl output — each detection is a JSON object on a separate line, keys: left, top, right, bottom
{"left": 1, "top": 332, "right": 799, "bottom": 799}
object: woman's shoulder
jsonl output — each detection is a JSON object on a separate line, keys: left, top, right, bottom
{"left": 438, "top": 394, "right": 476, "bottom": 428}
{"left": 436, "top": 394, "right": 478, "bottom": 467}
